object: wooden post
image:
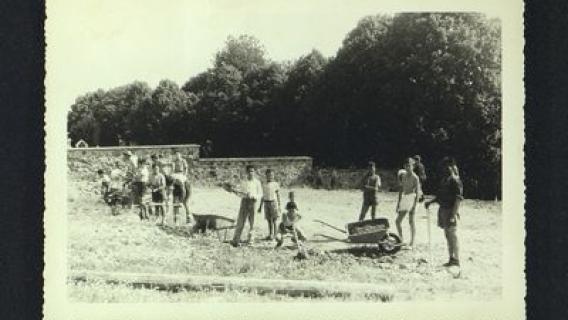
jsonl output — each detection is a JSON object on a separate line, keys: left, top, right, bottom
{"left": 69, "top": 270, "right": 394, "bottom": 301}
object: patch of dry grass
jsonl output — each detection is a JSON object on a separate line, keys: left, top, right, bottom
{"left": 68, "top": 179, "right": 502, "bottom": 302}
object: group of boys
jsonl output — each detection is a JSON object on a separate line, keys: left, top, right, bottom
{"left": 97, "top": 150, "right": 192, "bottom": 225}
{"left": 98, "top": 152, "right": 463, "bottom": 267}
{"left": 358, "top": 155, "right": 463, "bottom": 267}
{"left": 225, "top": 165, "right": 306, "bottom": 248}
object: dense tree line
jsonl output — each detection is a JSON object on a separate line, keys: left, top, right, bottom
{"left": 68, "top": 13, "right": 501, "bottom": 199}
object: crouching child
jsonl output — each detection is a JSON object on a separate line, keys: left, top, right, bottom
{"left": 275, "top": 192, "right": 307, "bottom": 247}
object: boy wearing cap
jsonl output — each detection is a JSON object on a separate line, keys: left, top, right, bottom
{"left": 229, "top": 165, "right": 262, "bottom": 247}
{"left": 358, "top": 161, "right": 381, "bottom": 221}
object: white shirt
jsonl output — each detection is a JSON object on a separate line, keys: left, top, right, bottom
{"left": 262, "top": 181, "right": 280, "bottom": 201}
{"left": 109, "top": 169, "right": 123, "bottom": 189}
{"left": 136, "top": 166, "right": 150, "bottom": 183}
{"left": 240, "top": 178, "right": 262, "bottom": 200}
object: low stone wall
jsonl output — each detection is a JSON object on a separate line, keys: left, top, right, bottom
{"left": 68, "top": 145, "right": 313, "bottom": 187}
{"left": 190, "top": 157, "right": 313, "bottom": 187}
{"left": 68, "top": 144, "right": 201, "bottom": 160}
{"left": 67, "top": 145, "right": 399, "bottom": 190}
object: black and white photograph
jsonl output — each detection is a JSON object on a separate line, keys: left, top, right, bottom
{"left": 45, "top": 0, "right": 524, "bottom": 318}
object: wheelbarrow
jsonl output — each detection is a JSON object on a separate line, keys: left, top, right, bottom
{"left": 313, "top": 218, "right": 402, "bottom": 255}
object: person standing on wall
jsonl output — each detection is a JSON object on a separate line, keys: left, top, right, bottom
{"left": 358, "top": 161, "right": 381, "bottom": 221}
{"left": 172, "top": 151, "right": 189, "bottom": 177}
{"left": 229, "top": 165, "right": 263, "bottom": 247}
{"left": 425, "top": 157, "right": 464, "bottom": 267}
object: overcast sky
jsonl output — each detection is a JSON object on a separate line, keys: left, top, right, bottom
{"left": 46, "top": 0, "right": 502, "bottom": 111}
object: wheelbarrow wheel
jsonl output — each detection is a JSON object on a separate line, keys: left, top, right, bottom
{"left": 379, "top": 233, "right": 402, "bottom": 255}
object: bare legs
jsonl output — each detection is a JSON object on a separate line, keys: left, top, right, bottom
{"left": 396, "top": 210, "right": 416, "bottom": 247}
{"left": 444, "top": 226, "right": 459, "bottom": 264}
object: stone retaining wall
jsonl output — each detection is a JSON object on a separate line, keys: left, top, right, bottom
{"left": 190, "top": 157, "right": 313, "bottom": 187}
{"left": 68, "top": 144, "right": 201, "bottom": 160}
{"left": 67, "top": 145, "right": 398, "bottom": 190}
{"left": 68, "top": 145, "right": 313, "bottom": 187}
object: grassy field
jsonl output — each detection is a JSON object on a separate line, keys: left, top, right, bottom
{"left": 67, "top": 178, "right": 502, "bottom": 302}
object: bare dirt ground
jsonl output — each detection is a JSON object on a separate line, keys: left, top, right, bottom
{"left": 67, "top": 178, "right": 502, "bottom": 302}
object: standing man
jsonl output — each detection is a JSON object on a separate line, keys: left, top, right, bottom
{"left": 122, "top": 151, "right": 138, "bottom": 209}
{"left": 258, "top": 169, "right": 282, "bottom": 240}
{"left": 148, "top": 164, "right": 166, "bottom": 221}
{"left": 395, "top": 158, "right": 422, "bottom": 249}
{"left": 122, "top": 151, "right": 138, "bottom": 183}
{"left": 425, "top": 157, "right": 463, "bottom": 267}
{"left": 358, "top": 161, "right": 381, "bottom": 221}
{"left": 229, "top": 165, "right": 263, "bottom": 247}
{"left": 413, "top": 155, "right": 427, "bottom": 201}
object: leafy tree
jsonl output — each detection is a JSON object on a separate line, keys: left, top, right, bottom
{"left": 214, "top": 35, "right": 268, "bottom": 74}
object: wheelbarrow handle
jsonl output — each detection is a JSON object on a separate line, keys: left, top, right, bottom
{"left": 312, "top": 219, "right": 347, "bottom": 234}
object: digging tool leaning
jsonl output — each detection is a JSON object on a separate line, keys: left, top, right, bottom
{"left": 426, "top": 206, "right": 433, "bottom": 271}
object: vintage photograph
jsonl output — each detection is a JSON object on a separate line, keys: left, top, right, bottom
{"left": 45, "top": 0, "right": 524, "bottom": 318}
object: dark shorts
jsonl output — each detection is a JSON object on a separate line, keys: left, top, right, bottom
{"left": 438, "top": 206, "right": 458, "bottom": 229}
{"left": 263, "top": 201, "right": 279, "bottom": 220}
{"left": 278, "top": 223, "right": 306, "bottom": 240}
{"left": 152, "top": 190, "right": 164, "bottom": 203}
{"left": 363, "top": 193, "right": 378, "bottom": 206}
{"left": 131, "top": 181, "right": 147, "bottom": 205}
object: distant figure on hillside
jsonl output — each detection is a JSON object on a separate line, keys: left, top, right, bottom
{"left": 329, "top": 169, "right": 339, "bottom": 190}
{"left": 314, "top": 168, "right": 324, "bottom": 189}
{"left": 172, "top": 151, "right": 189, "bottom": 176}
{"left": 425, "top": 157, "right": 463, "bottom": 268}
{"left": 358, "top": 161, "right": 381, "bottom": 221}
{"left": 395, "top": 157, "right": 422, "bottom": 250}
{"left": 413, "top": 155, "right": 427, "bottom": 200}
{"left": 201, "top": 139, "right": 214, "bottom": 158}
{"left": 228, "top": 165, "right": 262, "bottom": 247}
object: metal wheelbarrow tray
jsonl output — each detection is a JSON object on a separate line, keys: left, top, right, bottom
{"left": 315, "top": 218, "right": 402, "bottom": 255}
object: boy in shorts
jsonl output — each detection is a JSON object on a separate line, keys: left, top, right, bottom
{"left": 275, "top": 191, "right": 307, "bottom": 247}
{"left": 97, "top": 169, "right": 111, "bottom": 203}
{"left": 134, "top": 159, "right": 150, "bottom": 220}
{"left": 395, "top": 157, "right": 422, "bottom": 249}
{"left": 425, "top": 157, "right": 463, "bottom": 267}
{"left": 148, "top": 164, "right": 166, "bottom": 222}
{"left": 358, "top": 161, "right": 381, "bottom": 221}
{"left": 258, "top": 169, "right": 281, "bottom": 240}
